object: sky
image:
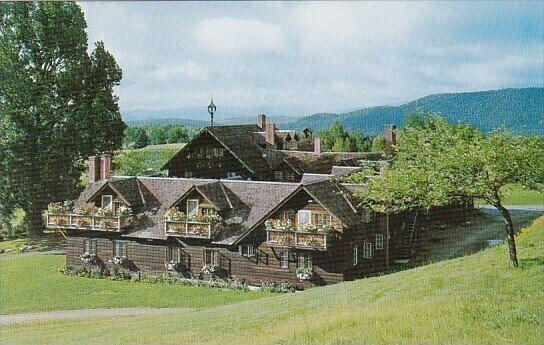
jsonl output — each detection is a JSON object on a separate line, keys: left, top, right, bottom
{"left": 79, "top": 1, "right": 544, "bottom": 117}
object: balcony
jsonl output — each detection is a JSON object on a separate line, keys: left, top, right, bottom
{"left": 164, "top": 220, "right": 215, "bottom": 239}
{"left": 266, "top": 228, "right": 330, "bottom": 250}
{"left": 45, "top": 213, "right": 131, "bottom": 232}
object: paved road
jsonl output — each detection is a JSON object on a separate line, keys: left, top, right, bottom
{"left": 477, "top": 204, "right": 544, "bottom": 212}
{"left": 0, "top": 307, "right": 195, "bottom": 326}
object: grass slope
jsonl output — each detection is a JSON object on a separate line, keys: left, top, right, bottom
{"left": 0, "top": 254, "right": 268, "bottom": 315}
{"left": 2, "top": 216, "right": 543, "bottom": 344}
{"left": 475, "top": 184, "right": 544, "bottom": 206}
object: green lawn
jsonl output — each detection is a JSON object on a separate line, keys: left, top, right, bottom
{"left": 476, "top": 183, "right": 544, "bottom": 206}
{"left": 1, "top": 216, "right": 543, "bottom": 344}
{"left": 112, "top": 143, "right": 185, "bottom": 176}
{"left": 0, "top": 254, "right": 268, "bottom": 315}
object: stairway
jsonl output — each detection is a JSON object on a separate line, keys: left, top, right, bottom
{"left": 393, "top": 210, "right": 419, "bottom": 264}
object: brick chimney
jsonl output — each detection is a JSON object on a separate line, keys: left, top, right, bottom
{"left": 313, "top": 137, "right": 321, "bottom": 155}
{"left": 384, "top": 124, "right": 397, "bottom": 154}
{"left": 88, "top": 156, "right": 101, "bottom": 183}
{"left": 257, "top": 114, "right": 266, "bottom": 130}
{"left": 265, "top": 123, "right": 276, "bottom": 149}
{"left": 100, "top": 154, "right": 111, "bottom": 180}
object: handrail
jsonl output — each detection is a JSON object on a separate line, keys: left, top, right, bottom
{"left": 45, "top": 213, "right": 129, "bottom": 232}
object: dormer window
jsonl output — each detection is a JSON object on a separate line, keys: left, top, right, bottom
{"left": 101, "top": 195, "right": 113, "bottom": 210}
{"left": 187, "top": 199, "right": 199, "bottom": 215}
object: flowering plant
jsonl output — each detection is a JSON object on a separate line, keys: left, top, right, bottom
{"left": 116, "top": 205, "right": 132, "bottom": 216}
{"left": 187, "top": 213, "right": 222, "bottom": 223}
{"left": 79, "top": 252, "right": 97, "bottom": 264}
{"left": 47, "top": 201, "right": 72, "bottom": 214}
{"left": 97, "top": 207, "right": 114, "bottom": 217}
{"left": 164, "top": 261, "right": 183, "bottom": 271}
{"left": 300, "top": 223, "right": 318, "bottom": 233}
{"left": 265, "top": 219, "right": 294, "bottom": 231}
{"left": 73, "top": 203, "right": 98, "bottom": 215}
{"left": 296, "top": 268, "right": 313, "bottom": 281}
{"left": 165, "top": 208, "right": 186, "bottom": 221}
{"left": 201, "top": 264, "right": 219, "bottom": 276}
{"left": 320, "top": 224, "right": 335, "bottom": 233}
{"left": 108, "top": 256, "right": 126, "bottom": 265}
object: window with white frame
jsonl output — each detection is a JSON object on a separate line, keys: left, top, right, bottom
{"left": 297, "top": 210, "right": 311, "bottom": 227}
{"left": 204, "top": 249, "right": 219, "bottom": 266}
{"left": 363, "top": 242, "right": 373, "bottom": 259}
{"left": 239, "top": 244, "right": 256, "bottom": 258}
{"left": 297, "top": 253, "right": 313, "bottom": 270}
{"left": 280, "top": 250, "right": 289, "bottom": 268}
{"left": 101, "top": 195, "right": 113, "bottom": 210}
{"left": 166, "top": 246, "right": 182, "bottom": 263}
{"left": 375, "top": 234, "right": 384, "bottom": 250}
{"left": 187, "top": 199, "right": 199, "bottom": 215}
{"left": 313, "top": 212, "right": 332, "bottom": 226}
{"left": 274, "top": 170, "right": 284, "bottom": 181}
{"left": 280, "top": 210, "right": 295, "bottom": 222}
{"left": 353, "top": 245, "right": 359, "bottom": 265}
{"left": 83, "top": 239, "right": 97, "bottom": 255}
{"left": 113, "top": 240, "right": 127, "bottom": 258}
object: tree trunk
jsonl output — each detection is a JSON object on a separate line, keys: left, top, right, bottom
{"left": 24, "top": 207, "right": 44, "bottom": 237}
{"left": 494, "top": 202, "right": 518, "bottom": 268}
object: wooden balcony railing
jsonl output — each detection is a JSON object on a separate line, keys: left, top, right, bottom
{"left": 45, "top": 213, "right": 131, "bottom": 232}
{"left": 266, "top": 228, "right": 329, "bottom": 250}
{"left": 164, "top": 220, "right": 213, "bottom": 239}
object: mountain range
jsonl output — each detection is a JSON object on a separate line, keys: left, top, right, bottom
{"left": 123, "top": 87, "right": 543, "bottom": 135}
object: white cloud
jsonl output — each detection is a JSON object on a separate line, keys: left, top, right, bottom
{"left": 195, "top": 17, "right": 283, "bottom": 53}
{"left": 152, "top": 61, "right": 209, "bottom": 81}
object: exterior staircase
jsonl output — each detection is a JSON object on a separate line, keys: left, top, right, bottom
{"left": 393, "top": 210, "right": 419, "bottom": 264}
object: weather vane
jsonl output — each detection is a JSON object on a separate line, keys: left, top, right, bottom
{"left": 207, "top": 95, "right": 217, "bottom": 127}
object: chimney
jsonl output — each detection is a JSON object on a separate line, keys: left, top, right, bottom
{"left": 257, "top": 114, "right": 266, "bottom": 130}
{"left": 88, "top": 156, "right": 101, "bottom": 183}
{"left": 100, "top": 154, "right": 111, "bottom": 180}
{"left": 384, "top": 124, "right": 397, "bottom": 154}
{"left": 265, "top": 123, "right": 276, "bottom": 149}
{"left": 313, "top": 137, "right": 321, "bottom": 155}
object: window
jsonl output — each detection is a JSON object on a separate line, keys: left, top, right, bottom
{"left": 204, "top": 249, "right": 219, "bottom": 266}
{"left": 298, "top": 210, "right": 311, "bottom": 227}
{"left": 101, "top": 195, "right": 113, "bottom": 210}
{"left": 239, "top": 244, "right": 256, "bottom": 258}
{"left": 363, "top": 242, "right": 373, "bottom": 259}
{"left": 201, "top": 207, "right": 216, "bottom": 216}
{"left": 362, "top": 209, "right": 373, "bottom": 223}
{"left": 213, "top": 148, "right": 223, "bottom": 157}
{"left": 227, "top": 172, "right": 237, "bottom": 179}
{"left": 113, "top": 240, "right": 127, "bottom": 258}
{"left": 187, "top": 199, "right": 199, "bottom": 215}
{"left": 353, "top": 245, "right": 359, "bottom": 265}
{"left": 83, "top": 239, "right": 97, "bottom": 255}
{"left": 313, "top": 213, "right": 332, "bottom": 226}
{"left": 375, "top": 234, "right": 384, "bottom": 250}
{"left": 280, "top": 250, "right": 289, "bottom": 268}
{"left": 297, "top": 253, "right": 313, "bottom": 270}
{"left": 274, "top": 170, "right": 284, "bottom": 181}
{"left": 183, "top": 171, "right": 193, "bottom": 178}
{"left": 166, "top": 246, "right": 182, "bottom": 263}
{"left": 280, "top": 210, "right": 295, "bottom": 222}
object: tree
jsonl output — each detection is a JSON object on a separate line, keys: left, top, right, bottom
{"left": 134, "top": 128, "right": 149, "bottom": 149}
{"left": 167, "top": 126, "right": 189, "bottom": 143}
{"left": 0, "top": 3, "right": 125, "bottom": 236}
{"left": 371, "top": 135, "right": 386, "bottom": 152}
{"left": 351, "top": 116, "right": 544, "bottom": 267}
{"left": 316, "top": 120, "right": 372, "bottom": 152}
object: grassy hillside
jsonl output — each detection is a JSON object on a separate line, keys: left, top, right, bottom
{"left": 112, "top": 143, "right": 185, "bottom": 176}
{"left": 2, "top": 216, "right": 543, "bottom": 344}
{"left": 287, "top": 87, "right": 544, "bottom": 135}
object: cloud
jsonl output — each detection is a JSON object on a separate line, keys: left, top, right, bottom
{"left": 152, "top": 61, "right": 209, "bottom": 81}
{"left": 195, "top": 17, "right": 283, "bottom": 54}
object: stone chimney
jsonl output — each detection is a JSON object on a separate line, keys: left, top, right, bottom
{"left": 88, "top": 156, "right": 101, "bottom": 183}
{"left": 313, "top": 137, "right": 321, "bottom": 155}
{"left": 100, "top": 154, "right": 111, "bottom": 181}
{"left": 257, "top": 114, "right": 266, "bottom": 130}
{"left": 384, "top": 124, "right": 397, "bottom": 154}
{"left": 265, "top": 123, "right": 276, "bottom": 149}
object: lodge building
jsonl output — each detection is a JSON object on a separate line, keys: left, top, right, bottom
{"left": 46, "top": 116, "right": 458, "bottom": 289}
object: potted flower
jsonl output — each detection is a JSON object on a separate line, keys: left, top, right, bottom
{"left": 73, "top": 203, "right": 97, "bottom": 215}
{"left": 300, "top": 223, "right": 318, "bottom": 233}
{"left": 79, "top": 252, "right": 97, "bottom": 264}
{"left": 321, "top": 224, "right": 335, "bottom": 233}
{"left": 108, "top": 256, "right": 126, "bottom": 265}
{"left": 117, "top": 205, "right": 132, "bottom": 216}
{"left": 165, "top": 208, "right": 186, "bottom": 221}
{"left": 164, "top": 261, "right": 183, "bottom": 271}
{"left": 296, "top": 268, "right": 313, "bottom": 281}
{"left": 201, "top": 264, "right": 219, "bottom": 276}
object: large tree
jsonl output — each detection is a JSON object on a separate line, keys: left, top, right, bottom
{"left": 0, "top": 3, "right": 125, "bottom": 236}
{"left": 350, "top": 116, "right": 544, "bottom": 267}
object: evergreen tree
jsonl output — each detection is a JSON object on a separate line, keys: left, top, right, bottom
{"left": 134, "top": 128, "right": 149, "bottom": 149}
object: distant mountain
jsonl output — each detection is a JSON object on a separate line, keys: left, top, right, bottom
{"left": 125, "top": 118, "right": 209, "bottom": 128}
{"left": 284, "top": 88, "right": 543, "bottom": 135}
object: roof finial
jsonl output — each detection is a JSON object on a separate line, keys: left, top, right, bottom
{"left": 207, "top": 94, "right": 217, "bottom": 127}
